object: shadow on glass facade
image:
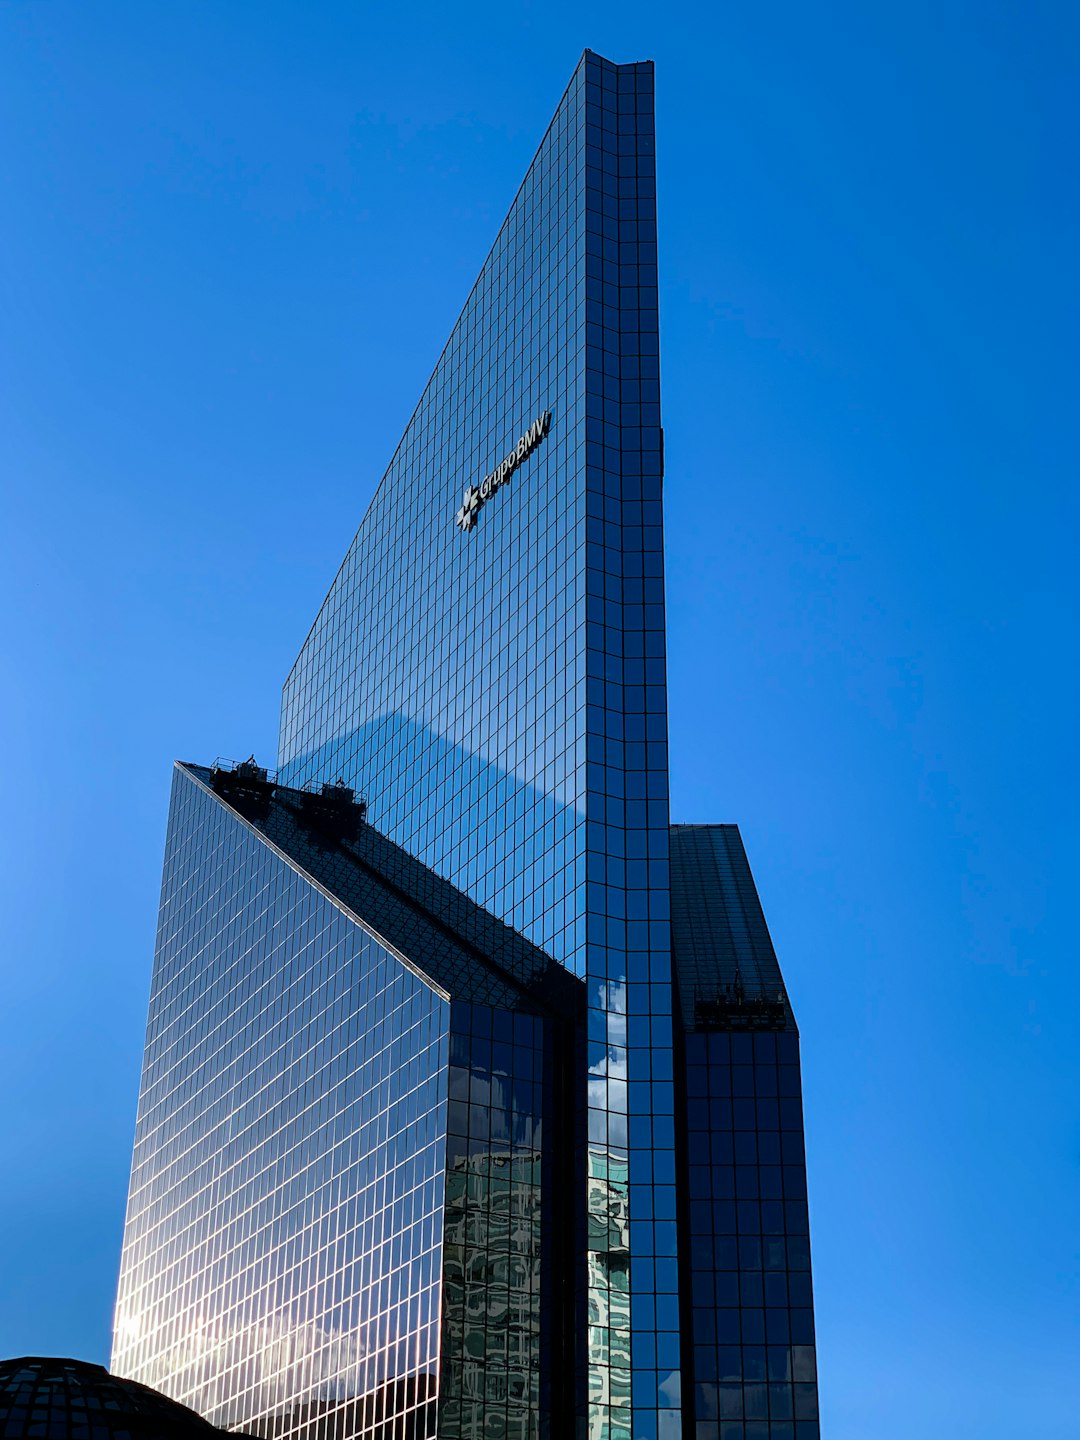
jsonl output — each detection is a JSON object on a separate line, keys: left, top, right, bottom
{"left": 114, "top": 48, "right": 820, "bottom": 1440}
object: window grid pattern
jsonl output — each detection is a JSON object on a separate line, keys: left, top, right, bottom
{"left": 440, "top": 1001, "right": 553, "bottom": 1440}
{"left": 113, "top": 767, "right": 449, "bottom": 1440}
{"left": 275, "top": 50, "right": 677, "bottom": 1440}
{"left": 670, "top": 825, "right": 820, "bottom": 1440}
{"left": 277, "top": 58, "right": 590, "bottom": 982}
{"left": 580, "top": 53, "right": 680, "bottom": 1440}
{"left": 683, "top": 1033, "right": 819, "bottom": 1440}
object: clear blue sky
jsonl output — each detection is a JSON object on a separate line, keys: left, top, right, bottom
{"left": 1, "top": 4, "right": 1076, "bottom": 1436}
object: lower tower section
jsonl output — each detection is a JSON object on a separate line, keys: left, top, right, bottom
{"left": 669, "top": 826, "right": 820, "bottom": 1440}
{"left": 113, "top": 762, "right": 583, "bottom": 1440}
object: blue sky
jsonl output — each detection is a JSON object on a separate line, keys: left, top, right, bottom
{"left": 1, "top": 3, "right": 1077, "bottom": 1436}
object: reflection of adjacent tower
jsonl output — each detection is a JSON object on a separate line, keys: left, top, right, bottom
{"left": 437, "top": 991, "right": 578, "bottom": 1440}
{"left": 441, "top": 1149, "right": 544, "bottom": 1440}
{"left": 585, "top": 1153, "right": 631, "bottom": 1417}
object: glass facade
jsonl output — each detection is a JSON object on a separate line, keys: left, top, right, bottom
{"left": 113, "top": 766, "right": 449, "bottom": 1437}
{"left": 278, "top": 52, "right": 590, "bottom": 979}
{"left": 115, "top": 760, "right": 584, "bottom": 1439}
{"left": 441, "top": 1000, "right": 554, "bottom": 1440}
{"left": 114, "top": 48, "right": 819, "bottom": 1440}
{"left": 275, "top": 50, "right": 675, "bottom": 1440}
{"left": 670, "top": 827, "right": 820, "bottom": 1440}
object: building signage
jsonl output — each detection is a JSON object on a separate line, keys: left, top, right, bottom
{"left": 455, "top": 410, "right": 550, "bottom": 532}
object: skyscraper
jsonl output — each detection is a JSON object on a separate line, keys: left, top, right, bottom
{"left": 113, "top": 50, "right": 820, "bottom": 1440}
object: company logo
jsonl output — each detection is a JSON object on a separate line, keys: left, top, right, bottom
{"left": 455, "top": 410, "right": 550, "bottom": 533}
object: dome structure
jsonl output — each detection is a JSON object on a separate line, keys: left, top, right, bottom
{"left": 0, "top": 1358, "right": 224, "bottom": 1439}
